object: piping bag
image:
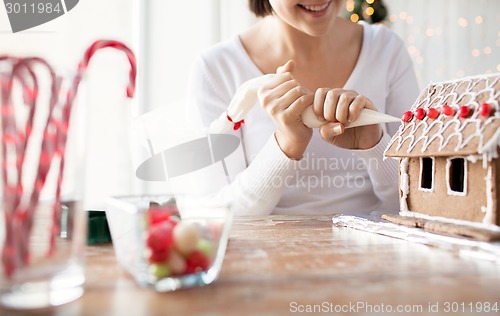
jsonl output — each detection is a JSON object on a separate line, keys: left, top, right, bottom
{"left": 209, "top": 74, "right": 400, "bottom": 133}
{"left": 136, "top": 75, "right": 402, "bottom": 183}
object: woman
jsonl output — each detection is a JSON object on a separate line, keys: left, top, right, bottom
{"left": 186, "top": 0, "right": 419, "bottom": 216}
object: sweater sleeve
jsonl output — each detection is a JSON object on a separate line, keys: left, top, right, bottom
{"left": 185, "top": 53, "right": 297, "bottom": 216}
{"left": 213, "top": 135, "right": 299, "bottom": 216}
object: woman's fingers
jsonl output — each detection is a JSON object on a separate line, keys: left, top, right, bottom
{"left": 347, "top": 95, "right": 367, "bottom": 123}
{"left": 315, "top": 88, "right": 344, "bottom": 123}
{"left": 286, "top": 93, "right": 315, "bottom": 122}
{"left": 314, "top": 88, "right": 376, "bottom": 126}
{"left": 279, "top": 84, "right": 306, "bottom": 106}
{"left": 319, "top": 122, "right": 345, "bottom": 144}
{"left": 323, "top": 89, "right": 343, "bottom": 123}
{"left": 313, "top": 88, "right": 329, "bottom": 123}
{"left": 335, "top": 91, "right": 358, "bottom": 125}
{"left": 260, "top": 71, "right": 294, "bottom": 90}
{"left": 276, "top": 59, "right": 295, "bottom": 74}
{"left": 258, "top": 73, "right": 295, "bottom": 105}
{"left": 259, "top": 78, "right": 302, "bottom": 115}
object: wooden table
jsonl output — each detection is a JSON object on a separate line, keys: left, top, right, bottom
{"left": 5, "top": 215, "right": 500, "bottom": 315}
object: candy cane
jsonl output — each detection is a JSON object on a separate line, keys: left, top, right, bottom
{"left": 1, "top": 40, "right": 137, "bottom": 278}
{"left": 0, "top": 58, "right": 37, "bottom": 275}
{"left": 0, "top": 58, "right": 17, "bottom": 277}
{"left": 0, "top": 57, "right": 60, "bottom": 277}
{"left": 48, "top": 40, "right": 137, "bottom": 255}
{"left": 78, "top": 40, "right": 136, "bottom": 97}
{"left": 8, "top": 60, "right": 43, "bottom": 271}
{"left": 1, "top": 58, "right": 32, "bottom": 275}
{"left": 209, "top": 75, "right": 400, "bottom": 133}
{"left": 16, "top": 58, "right": 60, "bottom": 261}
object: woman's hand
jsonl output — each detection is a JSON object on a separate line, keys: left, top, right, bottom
{"left": 313, "top": 88, "right": 382, "bottom": 150}
{"left": 258, "top": 60, "right": 314, "bottom": 160}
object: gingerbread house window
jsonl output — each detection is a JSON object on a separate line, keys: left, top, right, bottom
{"left": 447, "top": 157, "right": 467, "bottom": 196}
{"left": 419, "top": 157, "right": 434, "bottom": 191}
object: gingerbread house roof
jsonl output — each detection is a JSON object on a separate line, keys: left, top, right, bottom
{"left": 385, "top": 73, "right": 500, "bottom": 160}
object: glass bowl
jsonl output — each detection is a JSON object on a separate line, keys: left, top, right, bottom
{"left": 105, "top": 195, "right": 232, "bottom": 292}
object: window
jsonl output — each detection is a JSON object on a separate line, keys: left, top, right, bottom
{"left": 447, "top": 158, "right": 467, "bottom": 195}
{"left": 419, "top": 157, "right": 434, "bottom": 191}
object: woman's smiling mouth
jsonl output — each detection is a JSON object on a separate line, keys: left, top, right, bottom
{"left": 298, "top": 1, "right": 331, "bottom": 13}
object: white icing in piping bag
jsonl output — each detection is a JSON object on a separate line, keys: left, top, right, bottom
{"left": 209, "top": 74, "right": 400, "bottom": 133}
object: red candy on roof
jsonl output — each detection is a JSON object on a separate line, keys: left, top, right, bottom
{"left": 442, "top": 105, "right": 454, "bottom": 116}
{"left": 427, "top": 108, "right": 439, "bottom": 119}
{"left": 415, "top": 108, "right": 426, "bottom": 120}
{"left": 401, "top": 103, "right": 494, "bottom": 123}
{"left": 387, "top": 74, "right": 500, "bottom": 159}
{"left": 458, "top": 105, "right": 471, "bottom": 118}
{"left": 402, "top": 111, "right": 413, "bottom": 122}
{"left": 479, "top": 103, "right": 492, "bottom": 117}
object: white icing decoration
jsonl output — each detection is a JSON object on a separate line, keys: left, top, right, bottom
{"left": 387, "top": 74, "right": 500, "bottom": 161}
{"left": 482, "top": 166, "right": 494, "bottom": 225}
{"left": 445, "top": 157, "right": 468, "bottom": 196}
{"left": 399, "top": 158, "right": 410, "bottom": 212}
{"left": 481, "top": 128, "right": 500, "bottom": 161}
{"left": 400, "top": 210, "right": 500, "bottom": 232}
{"left": 465, "top": 154, "right": 481, "bottom": 164}
{"left": 418, "top": 157, "right": 435, "bottom": 192}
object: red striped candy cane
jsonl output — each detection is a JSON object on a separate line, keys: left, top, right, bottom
{"left": 0, "top": 57, "right": 60, "bottom": 277}
{"left": 48, "top": 40, "right": 137, "bottom": 255}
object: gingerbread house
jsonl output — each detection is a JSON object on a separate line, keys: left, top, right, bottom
{"left": 384, "top": 73, "right": 500, "bottom": 240}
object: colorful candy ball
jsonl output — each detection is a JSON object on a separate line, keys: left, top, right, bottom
{"left": 197, "top": 239, "right": 214, "bottom": 258}
{"left": 173, "top": 222, "right": 201, "bottom": 256}
{"left": 149, "top": 263, "right": 171, "bottom": 278}
{"left": 146, "top": 220, "right": 175, "bottom": 252}
{"left": 402, "top": 111, "right": 413, "bottom": 122}
{"left": 442, "top": 105, "right": 454, "bottom": 116}
{"left": 427, "top": 108, "right": 439, "bottom": 119}
{"left": 479, "top": 103, "right": 492, "bottom": 117}
{"left": 167, "top": 250, "right": 187, "bottom": 275}
{"left": 185, "top": 250, "right": 210, "bottom": 274}
{"left": 414, "top": 108, "right": 426, "bottom": 120}
{"left": 143, "top": 203, "right": 217, "bottom": 279}
{"left": 458, "top": 105, "right": 471, "bottom": 118}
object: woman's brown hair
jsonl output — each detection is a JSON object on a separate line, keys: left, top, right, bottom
{"left": 248, "top": 0, "right": 273, "bottom": 17}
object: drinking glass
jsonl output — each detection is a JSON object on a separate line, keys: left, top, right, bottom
{"left": 0, "top": 69, "right": 88, "bottom": 310}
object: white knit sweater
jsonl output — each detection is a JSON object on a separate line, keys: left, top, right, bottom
{"left": 186, "top": 21, "right": 420, "bottom": 216}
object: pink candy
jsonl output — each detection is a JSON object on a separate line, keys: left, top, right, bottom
{"left": 144, "top": 205, "right": 214, "bottom": 277}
